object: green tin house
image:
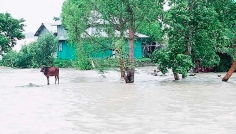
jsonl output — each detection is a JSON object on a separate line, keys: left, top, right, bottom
{"left": 34, "top": 22, "right": 150, "bottom": 60}
{"left": 34, "top": 22, "right": 76, "bottom": 60}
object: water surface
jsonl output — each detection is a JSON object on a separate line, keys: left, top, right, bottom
{"left": 0, "top": 66, "right": 236, "bottom": 134}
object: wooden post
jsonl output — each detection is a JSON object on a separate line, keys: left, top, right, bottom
{"left": 222, "top": 61, "right": 236, "bottom": 82}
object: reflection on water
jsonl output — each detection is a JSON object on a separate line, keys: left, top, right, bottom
{"left": 0, "top": 66, "right": 236, "bottom": 134}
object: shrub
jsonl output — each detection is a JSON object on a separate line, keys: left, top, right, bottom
{"left": 215, "top": 52, "right": 232, "bottom": 72}
{"left": 53, "top": 59, "right": 74, "bottom": 68}
{"left": 1, "top": 50, "right": 18, "bottom": 67}
{"left": 1, "top": 33, "right": 58, "bottom": 68}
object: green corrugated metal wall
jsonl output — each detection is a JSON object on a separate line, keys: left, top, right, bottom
{"left": 57, "top": 40, "right": 143, "bottom": 60}
{"left": 134, "top": 40, "right": 142, "bottom": 58}
{"left": 57, "top": 41, "right": 75, "bottom": 60}
{"left": 90, "top": 50, "right": 113, "bottom": 58}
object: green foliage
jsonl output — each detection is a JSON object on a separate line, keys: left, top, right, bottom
{"left": 61, "top": 0, "right": 97, "bottom": 70}
{"left": 93, "top": 58, "right": 154, "bottom": 72}
{"left": 172, "top": 54, "right": 193, "bottom": 77}
{"left": 14, "top": 46, "right": 33, "bottom": 68}
{"left": 61, "top": 0, "right": 90, "bottom": 43}
{"left": 73, "top": 46, "right": 93, "bottom": 70}
{"left": 93, "top": 58, "right": 120, "bottom": 72}
{"left": 61, "top": 0, "right": 236, "bottom": 78}
{"left": 215, "top": 52, "right": 232, "bottom": 72}
{"left": 135, "top": 58, "right": 155, "bottom": 67}
{"left": 1, "top": 50, "right": 18, "bottom": 67}
{"left": 1, "top": 33, "right": 58, "bottom": 68}
{"left": 207, "top": 0, "right": 236, "bottom": 60}
{"left": 150, "top": 0, "right": 233, "bottom": 78}
{"left": 136, "top": 20, "right": 163, "bottom": 42}
{"left": 151, "top": 48, "right": 193, "bottom": 76}
{"left": 114, "top": 38, "right": 127, "bottom": 60}
{"left": 200, "top": 52, "right": 220, "bottom": 67}
{"left": 0, "top": 12, "right": 25, "bottom": 53}
{"left": 151, "top": 48, "right": 170, "bottom": 74}
{"left": 53, "top": 59, "right": 73, "bottom": 68}
{"left": 61, "top": 0, "right": 165, "bottom": 74}
{"left": 30, "top": 34, "right": 58, "bottom": 67}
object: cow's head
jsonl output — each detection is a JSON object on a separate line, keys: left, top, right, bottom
{"left": 40, "top": 65, "right": 46, "bottom": 72}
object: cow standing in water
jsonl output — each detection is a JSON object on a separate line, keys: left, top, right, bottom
{"left": 40, "top": 66, "right": 59, "bottom": 85}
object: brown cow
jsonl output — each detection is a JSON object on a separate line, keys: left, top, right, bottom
{"left": 40, "top": 65, "right": 59, "bottom": 85}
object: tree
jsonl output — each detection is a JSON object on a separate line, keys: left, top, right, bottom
{"left": 30, "top": 33, "right": 58, "bottom": 67}
{"left": 98, "top": 0, "right": 164, "bottom": 83}
{"left": 1, "top": 33, "right": 58, "bottom": 68}
{"left": 61, "top": 0, "right": 93, "bottom": 70}
{"left": 154, "top": 0, "right": 226, "bottom": 80}
{"left": 62, "top": 0, "right": 164, "bottom": 83}
{"left": 209, "top": 0, "right": 236, "bottom": 82}
{"left": 0, "top": 12, "right": 25, "bottom": 54}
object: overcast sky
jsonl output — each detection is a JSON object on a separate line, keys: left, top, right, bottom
{"left": 0, "top": 0, "right": 65, "bottom": 33}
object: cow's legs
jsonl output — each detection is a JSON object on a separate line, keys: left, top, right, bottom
{"left": 55, "top": 76, "right": 57, "bottom": 84}
{"left": 57, "top": 75, "right": 59, "bottom": 84}
{"left": 47, "top": 76, "right": 49, "bottom": 85}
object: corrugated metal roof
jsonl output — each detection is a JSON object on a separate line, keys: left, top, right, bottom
{"left": 51, "top": 20, "right": 62, "bottom": 26}
{"left": 35, "top": 20, "right": 149, "bottom": 39}
{"left": 58, "top": 35, "right": 68, "bottom": 40}
{"left": 82, "top": 27, "right": 149, "bottom": 38}
{"left": 43, "top": 23, "right": 57, "bottom": 33}
{"left": 34, "top": 23, "right": 57, "bottom": 36}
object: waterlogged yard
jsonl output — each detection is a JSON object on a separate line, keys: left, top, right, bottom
{"left": 0, "top": 66, "right": 236, "bottom": 134}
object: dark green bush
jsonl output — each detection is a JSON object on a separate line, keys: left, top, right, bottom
{"left": 93, "top": 58, "right": 120, "bottom": 72}
{"left": 53, "top": 59, "right": 74, "bottom": 68}
{"left": 135, "top": 58, "right": 155, "bottom": 67}
{"left": 215, "top": 52, "right": 232, "bottom": 72}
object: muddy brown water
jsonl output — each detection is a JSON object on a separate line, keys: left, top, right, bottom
{"left": 0, "top": 66, "right": 236, "bottom": 134}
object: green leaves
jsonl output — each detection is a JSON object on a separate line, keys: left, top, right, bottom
{"left": 149, "top": 0, "right": 236, "bottom": 79}
{"left": 31, "top": 33, "right": 58, "bottom": 67}
{"left": 151, "top": 48, "right": 170, "bottom": 74}
{"left": 153, "top": 0, "right": 230, "bottom": 77}
{"left": 172, "top": 54, "right": 193, "bottom": 77}
{"left": 151, "top": 48, "right": 193, "bottom": 75}
{"left": 61, "top": 0, "right": 91, "bottom": 43}
{"left": 1, "top": 33, "right": 58, "bottom": 68}
{"left": 61, "top": 0, "right": 165, "bottom": 73}
{"left": 0, "top": 12, "right": 25, "bottom": 53}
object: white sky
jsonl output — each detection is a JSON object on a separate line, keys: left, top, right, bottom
{"left": 0, "top": 0, "right": 65, "bottom": 33}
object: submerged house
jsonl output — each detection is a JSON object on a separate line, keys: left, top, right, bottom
{"left": 34, "top": 21, "right": 152, "bottom": 60}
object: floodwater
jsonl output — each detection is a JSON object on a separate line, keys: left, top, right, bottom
{"left": 0, "top": 66, "right": 236, "bottom": 134}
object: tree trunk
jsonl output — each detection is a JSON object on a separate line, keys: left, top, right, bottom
{"left": 174, "top": 73, "right": 180, "bottom": 80}
{"left": 182, "top": 72, "right": 187, "bottom": 79}
{"left": 222, "top": 61, "right": 236, "bottom": 82}
{"left": 124, "top": 24, "right": 135, "bottom": 83}
{"left": 124, "top": 68, "right": 134, "bottom": 83}
{"left": 123, "top": 3, "right": 135, "bottom": 83}
{"left": 119, "top": 59, "right": 125, "bottom": 78}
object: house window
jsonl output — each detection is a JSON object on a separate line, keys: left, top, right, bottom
{"left": 58, "top": 42, "right": 62, "bottom": 52}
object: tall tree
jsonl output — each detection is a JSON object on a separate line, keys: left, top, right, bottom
{"left": 62, "top": 0, "right": 164, "bottom": 83}
{"left": 154, "top": 0, "right": 226, "bottom": 80}
{"left": 0, "top": 13, "right": 25, "bottom": 54}
{"left": 61, "top": 0, "right": 92, "bottom": 70}
{"left": 93, "top": 0, "right": 164, "bottom": 83}
{"left": 209, "top": 0, "right": 236, "bottom": 82}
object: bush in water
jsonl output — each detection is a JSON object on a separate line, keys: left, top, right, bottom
{"left": 1, "top": 33, "right": 58, "bottom": 68}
